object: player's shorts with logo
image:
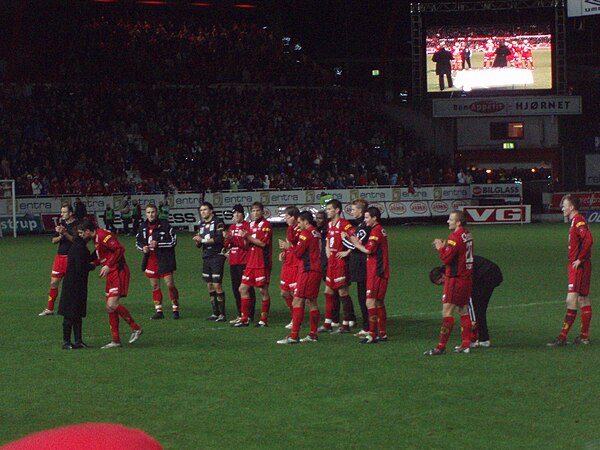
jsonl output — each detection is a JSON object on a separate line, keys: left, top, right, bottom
{"left": 242, "top": 267, "right": 271, "bottom": 287}
{"left": 442, "top": 277, "right": 472, "bottom": 307}
{"left": 568, "top": 260, "right": 592, "bottom": 296}
{"left": 203, "top": 254, "right": 226, "bottom": 283}
{"left": 144, "top": 253, "right": 172, "bottom": 279}
{"left": 295, "top": 271, "right": 321, "bottom": 299}
{"left": 326, "top": 256, "right": 350, "bottom": 290}
{"left": 366, "top": 274, "right": 388, "bottom": 302}
{"left": 105, "top": 264, "right": 130, "bottom": 298}
{"left": 51, "top": 255, "right": 68, "bottom": 278}
{"left": 280, "top": 264, "right": 299, "bottom": 292}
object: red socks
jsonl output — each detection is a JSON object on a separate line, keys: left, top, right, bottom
{"left": 368, "top": 308, "right": 378, "bottom": 338}
{"left": 260, "top": 298, "right": 270, "bottom": 323}
{"left": 109, "top": 311, "right": 120, "bottom": 343}
{"left": 558, "top": 309, "right": 577, "bottom": 341}
{"left": 47, "top": 287, "right": 59, "bottom": 311}
{"left": 240, "top": 297, "right": 250, "bottom": 323}
{"left": 284, "top": 296, "right": 293, "bottom": 313}
{"left": 377, "top": 306, "right": 387, "bottom": 337}
{"left": 152, "top": 289, "right": 163, "bottom": 312}
{"left": 290, "top": 306, "right": 304, "bottom": 340}
{"left": 116, "top": 304, "right": 140, "bottom": 331}
{"left": 581, "top": 305, "right": 592, "bottom": 339}
{"left": 437, "top": 317, "right": 454, "bottom": 350}
{"left": 169, "top": 286, "right": 179, "bottom": 310}
{"left": 309, "top": 309, "right": 320, "bottom": 337}
{"left": 460, "top": 314, "right": 472, "bottom": 349}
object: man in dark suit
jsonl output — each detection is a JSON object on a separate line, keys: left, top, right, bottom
{"left": 58, "top": 236, "right": 95, "bottom": 349}
{"left": 432, "top": 43, "right": 454, "bottom": 91}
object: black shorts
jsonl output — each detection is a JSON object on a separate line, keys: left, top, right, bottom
{"left": 203, "top": 255, "right": 226, "bottom": 284}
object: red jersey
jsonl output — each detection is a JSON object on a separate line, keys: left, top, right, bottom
{"left": 485, "top": 43, "right": 495, "bottom": 55}
{"left": 439, "top": 226, "right": 473, "bottom": 280}
{"left": 282, "top": 224, "right": 301, "bottom": 269}
{"left": 327, "top": 218, "right": 353, "bottom": 254}
{"left": 225, "top": 221, "right": 251, "bottom": 266}
{"left": 294, "top": 225, "right": 322, "bottom": 273}
{"left": 569, "top": 213, "right": 593, "bottom": 263}
{"left": 365, "top": 223, "right": 389, "bottom": 279}
{"left": 94, "top": 228, "right": 126, "bottom": 271}
{"left": 246, "top": 217, "right": 272, "bottom": 270}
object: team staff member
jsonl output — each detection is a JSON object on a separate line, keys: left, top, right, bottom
{"left": 223, "top": 204, "right": 256, "bottom": 323}
{"left": 39, "top": 204, "right": 79, "bottom": 316}
{"left": 279, "top": 206, "right": 301, "bottom": 329}
{"left": 344, "top": 198, "right": 370, "bottom": 337}
{"left": 136, "top": 204, "right": 180, "bottom": 320}
{"left": 349, "top": 207, "right": 389, "bottom": 344}
{"left": 77, "top": 220, "right": 142, "bottom": 349}
{"left": 318, "top": 199, "right": 355, "bottom": 333}
{"left": 235, "top": 202, "right": 273, "bottom": 328}
{"left": 424, "top": 210, "right": 473, "bottom": 356}
{"left": 548, "top": 195, "right": 594, "bottom": 346}
{"left": 430, "top": 255, "right": 503, "bottom": 348}
{"left": 193, "top": 202, "right": 227, "bottom": 321}
{"left": 277, "top": 211, "right": 322, "bottom": 344}
{"left": 58, "top": 234, "right": 95, "bottom": 349}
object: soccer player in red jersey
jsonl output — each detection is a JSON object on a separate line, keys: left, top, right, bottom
{"left": 223, "top": 204, "right": 256, "bottom": 324}
{"left": 78, "top": 219, "right": 142, "bottom": 349}
{"left": 234, "top": 202, "right": 273, "bottom": 327}
{"left": 483, "top": 39, "right": 496, "bottom": 68}
{"left": 548, "top": 195, "right": 594, "bottom": 346}
{"left": 39, "top": 204, "right": 79, "bottom": 316}
{"left": 318, "top": 199, "right": 356, "bottom": 333}
{"left": 521, "top": 39, "right": 534, "bottom": 70}
{"left": 277, "top": 211, "right": 323, "bottom": 344}
{"left": 424, "top": 210, "right": 474, "bottom": 355}
{"left": 278, "top": 206, "right": 301, "bottom": 329}
{"left": 136, "top": 204, "right": 179, "bottom": 320}
{"left": 349, "top": 206, "right": 389, "bottom": 344}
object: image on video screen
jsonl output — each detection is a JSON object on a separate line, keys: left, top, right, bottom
{"left": 425, "top": 25, "right": 552, "bottom": 93}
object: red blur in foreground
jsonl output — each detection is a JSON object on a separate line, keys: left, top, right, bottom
{"left": 1, "top": 423, "right": 162, "bottom": 450}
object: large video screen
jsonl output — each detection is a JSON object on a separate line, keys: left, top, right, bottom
{"left": 426, "top": 25, "right": 552, "bottom": 94}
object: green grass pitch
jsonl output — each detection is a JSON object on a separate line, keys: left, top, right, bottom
{"left": 2, "top": 223, "right": 600, "bottom": 449}
{"left": 426, "top": 49, "right": 553, "bottom": 93}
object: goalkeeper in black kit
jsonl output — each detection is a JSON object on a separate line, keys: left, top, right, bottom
{"left": 193, "top": 202, "right": 227, "bottom": 321}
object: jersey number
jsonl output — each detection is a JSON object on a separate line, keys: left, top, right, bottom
{"left": 465, "top": 241, "right": 473, "bottom": 264}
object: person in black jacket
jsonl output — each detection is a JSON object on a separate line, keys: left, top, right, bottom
{"left": 58, "top": 236, "right": 95, "bottom": 349}
{"left": 193, "top": 202, "right": 227, "bottom": 321}
{"left": 432, "top": 43, "right": 454, "bottom": 91}
{"left": 430, "top": 255, "right": 503, "bottom": 347}
{"left": 136, "top": 204, "right": 180, "bottom": 320}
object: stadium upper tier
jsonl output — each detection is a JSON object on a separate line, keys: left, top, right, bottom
{"left": 4, "top": 15, "right": 329, "bottom": 86}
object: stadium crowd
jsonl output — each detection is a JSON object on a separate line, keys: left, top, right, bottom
{"left": 1, "top": 83, "right": 462, "bottom": 196}
{"left": 13, "top": 15, "right": 329, "bottom": 86}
